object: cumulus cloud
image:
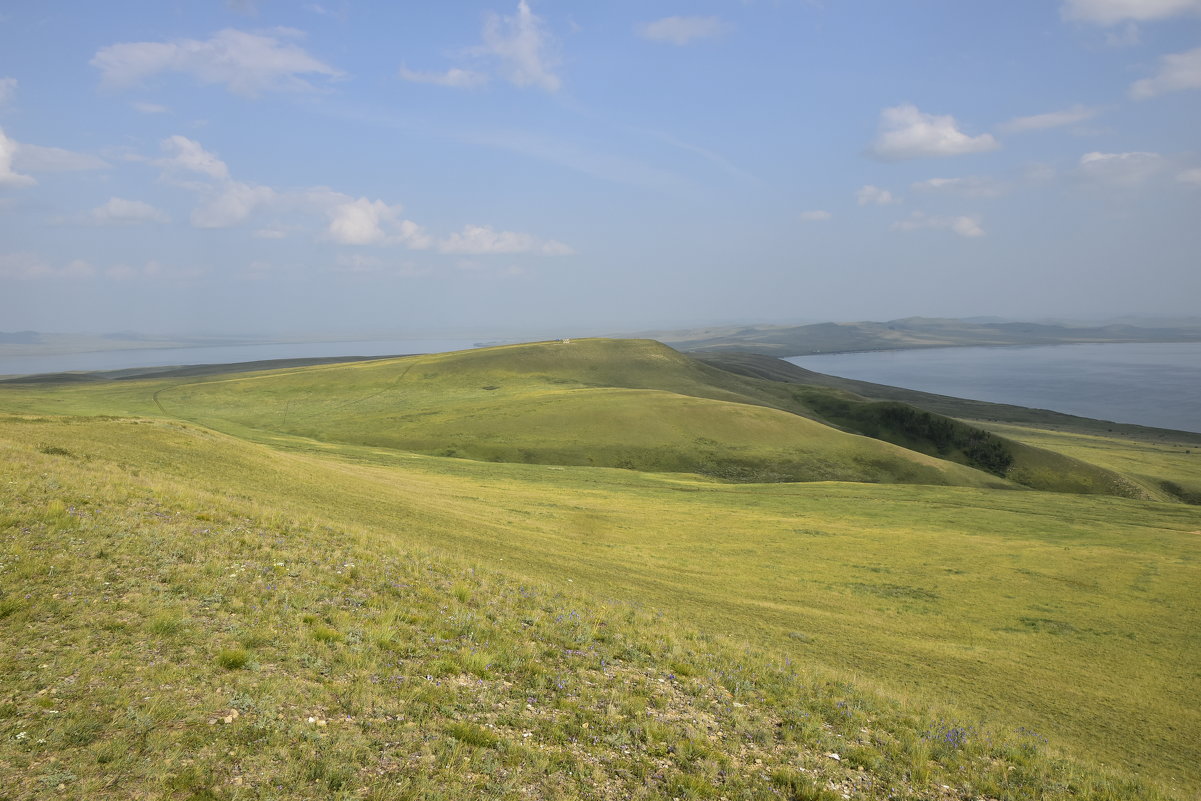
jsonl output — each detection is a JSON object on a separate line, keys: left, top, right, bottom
{"left": 637, "top": 16, "right": 728, "bottom": 45}
{"left": 1077, "top": 150, "right": 1165, "bottom": 186}
{"left": 91, "top": 28, "right": 342, "bottom": 97}
{"left": 1130, "top": 46, "right": 1201, "bottom": 99}
{"left": 856, "top": 185, "right": 897, "bottom": 206}
{"left": 89, "top": 197, "right": 171, "bottom": 225}
{"left": 799, "top": 210, "right": 832, "bottom": 222}
{"left": 0, "top": 127, "right": 35, "bottom": 187}
{"left": 158, "top": 135, "right": 229, "bottom": 179}
{"left": 1061, "top": 0, "right": 1201, "bottom": 24}
{"left": 1178, "top": 167, "right": 1201, "bottom": 185}
{"left": 999, "top": 104, "right": 1099, "bottom": 133}
{"left": 153, "top": 136, "right": 274, "bottom": 227}
{"left": 191, "top": 181, "right": 275, "bottom": 228}
{"left": 911, "top": 175, "right": 1007, "bottom": 198}
{"left": 398, "top": 66, "right": 489, "bottom": 88}
{"left": 324, "top": 196, "right": 432, "bottom": 248}
{"left": 0, "top": 77, "right": 16, "bottom": 106}
{"left": 1, "top": 127, "right": 109, "bottom": 186}
{"left": 868, "top": 104, "right": 999, "bottom": 161}
{"left": 891, "top": 211, "right": 984, "bottom": 237}
{"left": 438, "top": 224, "right": 574, "bottom": 255}
{"left": 474, "top": 1, "right": 561, "bottom": 92}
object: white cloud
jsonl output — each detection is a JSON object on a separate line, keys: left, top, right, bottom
{"left": 131, "top": 100, "right": 169, "bottom": 114}
{"left": 89, "top": 197, "right": 171, "bottom": 225}
{"left": 254, "top": 227, "right": 288, "bottom": 239}
{"left": 1178, "top": 167, "right": 1201, "bottom": 185}
{"left": 438, "top": 224, "right": 574, "bottom": 255}
{"left": 398, "top": 66, "right": 489, "bottom": 88}
{"left": 0, "top": 77, "right": 16, "bottom": 106}
{"left": 1061, "top": 0, "right": 1201, "bottom": 24}
{"left": 799, "top": 210, "right": 832, "bottom": 222}
{"left": 0, "top": 127, "right": 106, "bottom": 187}
{"left": 1077, "top": 150, "right": 1165, "bottom": 186}
{"left": 0, "top": 253, "right": 95, "bottom": 279}
{"left": 999, "top": 104, "right": 1099, "bottom": 134}
{"left": 325, "top": 196, "right": 432, "bottom": 248}
{"left": 1130, "top": 46, "right": 1201, "bottom": 99}
{"left": 191, "top": 181, "right": 275, "bottom": 228}
{"left": 13, "top": 143, "right": 108, "bottom": 172}
{"left": 868, "top": 104, "right": 999, "bottom": 161}
{"left": 637, "top": 16, "right": 728, "bottom": 45}
{"left": 856, "top": 185, "right": 897, "bottom": 206}
{"left": 891, "top": 211, "right": 985, "bottom": 237}
{"left": 474, "top": 1, "right": 561, "bottom": 92}
{"left": 158, "top": 135, "right": 229, "bottom": 179}
{"left": 91, "top": 28, "right": 343, "bottom": 97}
{"left": 0, "top": 127, "right": 35, "bottom": 187}
{"left": 911, "top": 175, "right": 1007, "bottom": 198}
{"left": 153, "top": 136, "right": 273, "bottom": 228}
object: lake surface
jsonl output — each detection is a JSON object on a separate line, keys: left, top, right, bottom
{"left": 788, "top": 342, "right": 1201, "bottom": 433}
{"left": 0, "top": 338, "right": 482, "bottom": 377}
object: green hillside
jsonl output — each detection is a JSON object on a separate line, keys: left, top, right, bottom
{"left": 3, "top": 414, "right": 1199, "bottom": 799}
{"left": 135, "top": 339, "right": 1001, "bottom": 488}
{"left": 2, "top": 339, "right": 1200, "bottom": 799}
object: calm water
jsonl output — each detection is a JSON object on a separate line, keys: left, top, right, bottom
{"left": 0, "top": 338, "right": 481, "bottom": 377}
{"left": 788, "top": 342, "right": 1201, "bottom": 433}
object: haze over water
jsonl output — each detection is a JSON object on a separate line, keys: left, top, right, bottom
{"left": 789, "top": 342, "right": 1201, "bottom": 434}
{"left": 0, "top": 339, "right": 481, "bottom": 377}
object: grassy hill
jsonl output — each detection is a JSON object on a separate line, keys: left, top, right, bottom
{"left": 134, "top": 339, "right": 1007, "bottom": 488}
{"left": 2, "top": 339, "right": 1200, "bottom": 799}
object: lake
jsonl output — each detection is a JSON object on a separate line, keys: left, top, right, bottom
{"left": 0, "top": 338, "right": 482, "bottom": 377}
{"left": 788, "top": 341, "right": 1201, "bottom": 434}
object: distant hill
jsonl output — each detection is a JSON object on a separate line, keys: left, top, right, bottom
{"left": 657, "top": 316, "right": 1201, "bottom": 356}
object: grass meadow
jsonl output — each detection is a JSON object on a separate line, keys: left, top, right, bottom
{"left": 1, "top": 340, "right": 1198, "bottom": 799}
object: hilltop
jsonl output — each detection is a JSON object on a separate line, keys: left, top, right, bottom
{"left": 2, "top": 338, "right": 1158, "bottom": 498}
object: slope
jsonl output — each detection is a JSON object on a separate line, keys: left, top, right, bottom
{"left": 2, "top": 413, "right": 1198, "bottom": 798}
{"left": 147, "top": 338, "right": 1009, "bottom": 488}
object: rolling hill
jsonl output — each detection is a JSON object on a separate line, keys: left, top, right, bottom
{"left": 1, "top": 339, "right": 1199, "bottom": 799}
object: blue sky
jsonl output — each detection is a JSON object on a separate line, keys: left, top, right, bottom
{"left": 1, "top": 0, "right": 1199, "bottom": 336}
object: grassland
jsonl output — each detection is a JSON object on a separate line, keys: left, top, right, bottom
{"left": 1, "top": 339, "right": 1199, "bottom": 799}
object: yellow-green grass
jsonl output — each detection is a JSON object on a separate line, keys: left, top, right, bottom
{"left": 0, "top": 339, "right": 1148, "bottom": 499}
{"left": 19, "top": 338, "right": 1016, "bottom": 488}
{"left": 3, "top": 412, "right": 1198, "bottom": 798}
{"left": 980, "top": 422, "right": 1201, "bottom": 502}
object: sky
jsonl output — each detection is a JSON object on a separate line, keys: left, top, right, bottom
{"left": 1, "top": 0, "right": 1199, "bottom": 337}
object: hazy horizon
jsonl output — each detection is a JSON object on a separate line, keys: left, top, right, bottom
{"left": 3, "top": 1, "right": 1200, "bottom": 335}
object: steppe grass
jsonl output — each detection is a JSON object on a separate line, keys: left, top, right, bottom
{"left": 0, "top": 420, "right": 1183, "bottom": 800}
{"left": 981, "top": 422, "right": 1201, "bottom": 502}
{"left": 2, "top": 414, "right": 1199, "bottom": 798}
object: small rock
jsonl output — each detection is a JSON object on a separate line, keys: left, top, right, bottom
{"left": 826, "top": 752, "right": 841, "bottom": 761}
